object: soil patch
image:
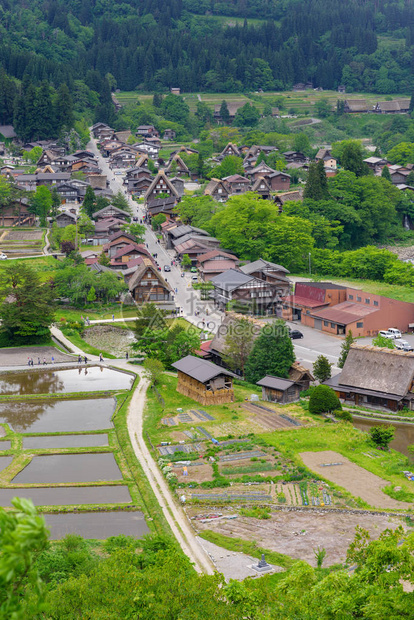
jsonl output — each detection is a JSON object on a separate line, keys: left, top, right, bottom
{"left": 195, "top": 509, "right": 405, "bottom": 567}
{"left": 83, "top": 325, "right": 134, "bottom": 357}
{"left": 174, "top": 461, "right": 214, "bottom": 483}
{"left": 300, "top": 450, "right": 410, "bottom": 509}
{"left": 0, "top": 346, "right": 73, "bottom": 367}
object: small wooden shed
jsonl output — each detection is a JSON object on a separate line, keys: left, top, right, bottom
{"left": 257, "top": 375, "right": 302, "bottom": 404}
{"left": 172, "top": 355, "right": 236, "bottom": 405}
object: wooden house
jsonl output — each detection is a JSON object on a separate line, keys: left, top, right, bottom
{"left": 204, "top": 178, "right": 230, "bottom": 202}
{"left": 172, "top": 355, "right": 236, "bottom": 405}
{"left": 343, "top": 99, "right": 368, "bottom": 113}
{"left": 223, "top": 174, "right": 251, "bottom": 194}
{"left": 219, "top": 143, "right": 241, "bottom": 159}
{"left": 251, "top": 176, "right": 272, "bottom": 199}
{"left": 163, "top": 129, "right": 176, "bottom": 140}
{"left": 325, "top": 345, "right": 414, "bottom": 411}
{"left": 55, "top": 211, "right": 78, "bottom": 228}
{"left": 165, "top": 154, "right": 189, "bottom": 177}
{"left": 92, "top": 205, "right": 130, "bottom": 222}
{"left": 144, "top": 170, "right": 179, "bottom": 204}
{"left": 257, "top": 376, "right": 302, "bottom": 404}
{"left": 128, "top": 258, "right": 174, "bottom": 306}
{"left": 197, "top": 249, "right": 239, "bottom": 281}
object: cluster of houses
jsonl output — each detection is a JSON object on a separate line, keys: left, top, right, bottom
{"left": 364, "top": 156, "right": 414, "bottom": 189}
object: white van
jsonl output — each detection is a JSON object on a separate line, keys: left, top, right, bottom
{"left": 386, "top": 328, "right": 402, "bottom": 339}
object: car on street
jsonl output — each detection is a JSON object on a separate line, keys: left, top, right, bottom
{"left": 395, "top": 339, "right": 413, "bottom": 351}
{"left": 191, "top": 275, "right": 198, "bottom": 281}
{"left": 289, "top": 329, "right": 303, "bottom": 339}
{"left": 164, "top": 265, "right": 171, "bottom": 272}
{"left": 378, "top": 330, "right": 395, "bottom": 339}
{"left": 190, "top": 266, "right": 197, "bottom": 273}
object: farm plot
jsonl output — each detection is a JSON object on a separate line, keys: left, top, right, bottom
{"left": 300, "top": 450, "right": 412, "bottom": 509}
{"left": 0, "top": 229, "right": 44, "bottom": 256}
{"left": 194, "top": 509, "right": 406, "bottom": 567}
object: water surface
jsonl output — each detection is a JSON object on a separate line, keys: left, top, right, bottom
{"left": 13, "top": 453, "right": 122, "bottom": 484}
{"left": 23, "top": 434, "right": 109, "bottom": 450}
{"left": 0, "top": 485, "right": 131, "bottom": 507}
{"left": 353, "top": 416, "right": 414, "bottom": 458}
{"left": 0, "top": 398, "right": 116, "bottom": 433}
{"left": 0, "top": 456, "right": 13, "bottom": 472}
{"left": 0, "top": 366, "right": 133, "bottom": 395}
{"left": 44, "top": 511, "right": 149, "bottom": 540}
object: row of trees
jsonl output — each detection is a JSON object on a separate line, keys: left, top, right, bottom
{"left": 4, "top": 496, "right": 414, "bottom": 618}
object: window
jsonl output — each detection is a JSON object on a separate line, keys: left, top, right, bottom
{"left": 356, "top": 322, "right": 363, "bottom": 328}
{"left": 365, "top": 298, "right": 370, "bottom": 304}
{"left": 357, "top": 296, "right": 361, "bottom": 302}
{"left": 323, "top": 320, "right": 329, "bottom": 326}
{"left": 373, "top": 300, "right": 378, "bottom": 307}
{"left": 330, "top": 322, "right": 335, "bottom": 328}
{"left": 348, "top": 294, "right": 353, "bottom": 300}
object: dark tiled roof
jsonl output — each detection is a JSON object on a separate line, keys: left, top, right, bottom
{"left": 257, "top": 376, "right": 295, "bottom": 390}
{"left": 172, "top": 355, "right": 237, "bottom": 382}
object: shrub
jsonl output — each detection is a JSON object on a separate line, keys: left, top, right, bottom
{"left": 370, "top": 425, "right": 395, "bottom": 449}
{"left": 334, "top": 409, "right": 353, "bottom": 422}
{"left": 309, "top": 385, "right": 341, "bottom": 414}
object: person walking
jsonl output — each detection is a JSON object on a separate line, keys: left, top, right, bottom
{"left": 43, "top": 357, "right": 47, "bottom": 365}
{"left": 112, "top": 314, "right": 115, "bottom": 321}
{"left": 99, "top": 352, "right": 103, "bottom": 362}
{"left": 84, "top": 356, "right": 88, "bottom": 364}
{"left": 125, "top": 351, "right": 129, "bottom": 360}
{"left": 78, "top": 355, "right": 82, "bottom": 364}
{"left": 51, "top": 356, "right": 54, "bottom": 364}
{"left": 38, "top": 357, "right": 41, "bottom": 365}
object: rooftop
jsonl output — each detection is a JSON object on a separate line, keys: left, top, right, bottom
{"left": 172, "top": 355, "right": 237, "bottom": 382}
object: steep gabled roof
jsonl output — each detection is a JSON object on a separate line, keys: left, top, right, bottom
{"left": 197, "top": 249, "right": 238, "bottom": 264}
{"left": 210, "top": 268, "right": 254, "bottom": 291}
{"left": 92, "top": 205, "right": 130, "bottom": 219}
{"left": 128, "top": 258, "right": 172, "bottom": 292}
{"left": 144, "top": 170, "right": 179, "bottom": 201}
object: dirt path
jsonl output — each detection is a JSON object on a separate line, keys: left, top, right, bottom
{"left": 300, "top": 450, "right": 412, "bottom": 510}
{"left": 127, "top": 376, "right": 214, "bottom": 574}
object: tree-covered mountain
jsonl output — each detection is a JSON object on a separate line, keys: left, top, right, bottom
{"left": 0, "top": 0, "right": 413, "bottom": 95}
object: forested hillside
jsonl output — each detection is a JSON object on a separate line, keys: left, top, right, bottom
{"left": 0, "top": 0, "right": 413, "bottom": 94}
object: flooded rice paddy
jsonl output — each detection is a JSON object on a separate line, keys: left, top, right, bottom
{"left": 0, "top": 366, "right": 133, "bottom": 395}
{"left": 0, "top": 485, "right": 132, "bottom": 507}
{"left": 44, "top": 511, "right": 149, "bottom": 540}
{"left": 353, "top": 416, "right": 414, "bottom": 458}
{"left": 12, "top": 453, "right": 123, "bottom": 484}
{"left": 0, "top": 441, "right": 11, "bottom": 450}
{"left": 0, "top": 456, "right": 13, "bottom": 472}
{"left": 0, "top": 398, "right": 116, "bottom": 432}
{"left": 23, "top": 434, "right": 109, "bottom": 450}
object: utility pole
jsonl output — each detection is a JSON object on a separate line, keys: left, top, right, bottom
{"left": 309, "top": 252, "right": 311, "bottom": 275}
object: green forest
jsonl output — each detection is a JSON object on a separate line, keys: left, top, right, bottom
{"left": 1, "top": 0, "right": 414, "bottom": 97}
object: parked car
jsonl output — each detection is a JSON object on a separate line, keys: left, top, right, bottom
{"left": 289, "top": 329, "right": 303, "bottom": 339}
{"left": 191, "top": 275, "right": 198, "bottom": 281}
{"left": 0, "top": 253, "right": 8, "bottom": 260}
{"left": 395, "top": 339, "right": 413, "bottom": 351}
{"left": 164, "top": 265, "right": 171, "bottom": 272}
{"left": 190, "top": 266, "right": 197, "bottom": 273}
{"left": 378, "top": 330, "right": 394, "bottom": 339}
{"left": 386, "top": 328, "right": 402, "bottom": 339}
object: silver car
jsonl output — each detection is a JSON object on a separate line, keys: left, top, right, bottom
{"left": 395, "top": 339, "right": 413, "bottom": 351}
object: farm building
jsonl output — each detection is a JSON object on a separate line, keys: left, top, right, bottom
{"left": 171, "top": 355, "right": 236, "bottom": 405}
{"left": 256, "top": 376, "right": 303, "bottom": 404}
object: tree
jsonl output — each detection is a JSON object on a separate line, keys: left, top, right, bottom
{"left": 370, "top": 425, "right": 395, "bottom": 449}
{"left": 313, "top": 355, "right": 332, "bottom": 382}
{"left": 338, "top": 330, "right": 355, "bottom": 368}
{"left": 98, "top": 252, "right": 110, "bottom": 266}
{"left": 143, "top": 358, "right": 164, "bottom": 385}
{"left": 82, "top": 186, "right": 97, "bottom": 218}
{"left": 78, "top": 213, "right": 95, "bottom": 237}
{"left": 182, "top": 254, "right": 191, "bottom": 269}
{"left": 314, "top": 99, "right": 331, "bottom": 118}
{"left": 175, "top": 195, "right": 218, "bottom": 229}
{"left": 308, "top": 385, "right": 341, "bottom": 414}
{"left": 304, "top": 161, "right": 329, "bottom": 201}
{"left": 233, "top": 103, "right": 260, "bottom": 127}
{"left": 123, "top": 223, "right": 146, "bottom": 244}
{"left": 111, "top": 191, "right": 131, "bottom": 215}
{"left": 0, "top": 497, "right": 49, "bottom": 618}
{"left": 152, "top": 214, "right": 166, "bottom": 230}
{"left": 293, "top": 133, "right": 312, "bottom": 157}
{"left": 372, "top": 334, "right": 396, "bottom": 349}
{"left": 29, "top": 186, "right": 53, "bottom": 226}
{"left": 381, "top": 165, "right": 392, "bottom": 181}
{"left": 332, "top": 140, "right": 369, "bottom": 176}
{"left": 61, "top": 240, "right": 75, "bottom": 256}
{"left": 219, "top": 100, "right": 230, "bottom": 125}
{"left": 209, "top": 155, "right": 244, "bottom": 179}
{"left": 87, "top": 286, "right": 96, "bottom": 303}
{"left": 0, "top": 263, "right": 55, "bottom": 343}
{"left": 55, "top": 83, "right": 74, "bottom": 133}
{"left": 223, "top": 317, "right": 254, "bottom": 375}
{"left": 245, "top": 320, "right": 295, "bottom": 384}
{"left": 407, "top": 171, "right": 414, "bottom": 186}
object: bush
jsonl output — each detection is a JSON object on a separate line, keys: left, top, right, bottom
{"left": 334, "top": 409, "right": 353, "bottom": 422}
{"left": 309, "top": 385, "right": 341, "bottom": 415}
{"left": 370, "top": 425, "right": 395, "bottom": 449}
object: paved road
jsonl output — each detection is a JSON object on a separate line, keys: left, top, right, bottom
{"left": 87, "top": 136, "right": 349, "bottom": 371}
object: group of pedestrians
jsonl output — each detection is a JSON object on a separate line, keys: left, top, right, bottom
{"left": 77, "top": 355, "right": 88, "bottom": 364}
{"left": 27, "top": 357, "right": 52, "bottom": 366}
